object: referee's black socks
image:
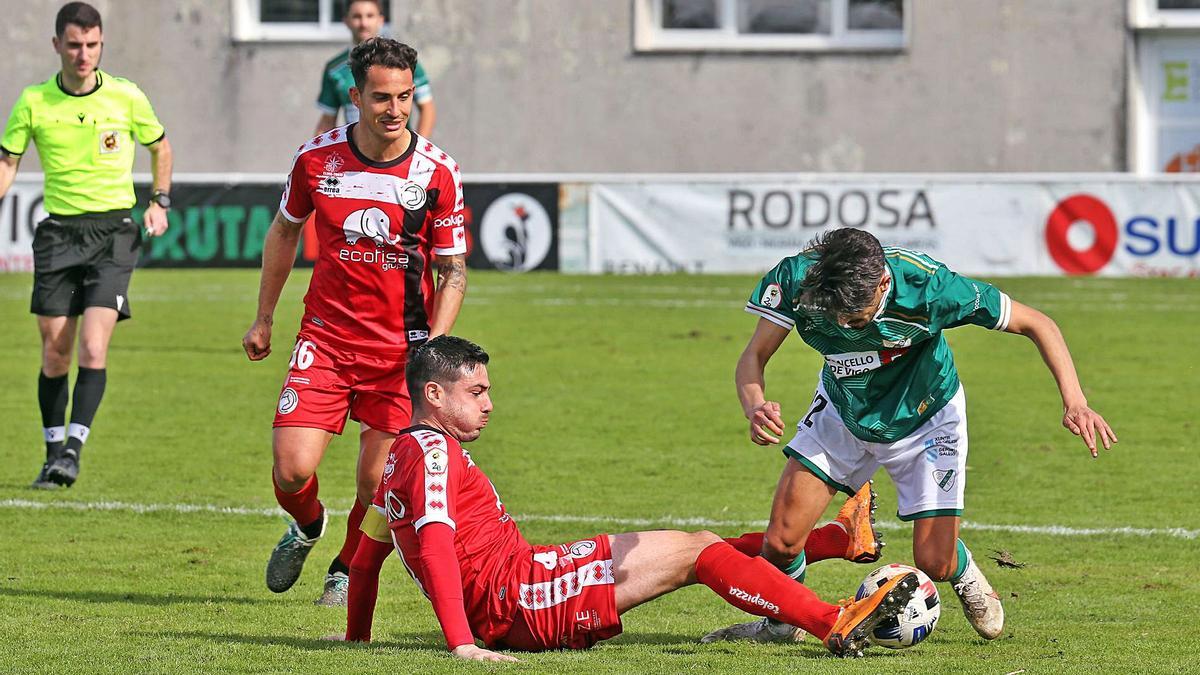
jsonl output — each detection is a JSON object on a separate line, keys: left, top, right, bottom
{"left": 38, "top": 370, "right": 69, "bottom": 462}
{"left": 65, "top": 367, "right": 107, "bottom": 458}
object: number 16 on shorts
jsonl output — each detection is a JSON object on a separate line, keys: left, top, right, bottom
{"left": 289, "top": 339, "right": 316, "bottom": 371}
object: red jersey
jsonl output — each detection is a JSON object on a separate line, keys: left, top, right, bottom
{"left": 375, "top": 425, "right": 531, "bottom": 644}
{"left": 279, "top": 125, "right": 466, "bottom": 355}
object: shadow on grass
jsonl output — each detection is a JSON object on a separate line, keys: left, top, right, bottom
{"left": 145, "top": 630, "right": 442, "bottom": 652}
{"left": 145, "top": 628, "right": 851, "bottom": 658}
{"left": 0, "top": 587, "right": 267, "bottom": 606}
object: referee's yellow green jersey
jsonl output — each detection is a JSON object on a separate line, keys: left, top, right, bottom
{"left": 1, "top": 70, "right": 165, "bottom": 216}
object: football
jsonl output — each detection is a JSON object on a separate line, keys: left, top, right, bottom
{"left": 855, "top": 563, "right": 941, "bottom": 649}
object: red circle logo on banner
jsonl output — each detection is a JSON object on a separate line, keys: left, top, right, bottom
{"left": 1045, "top": 194, "right": 1119, "bottom": 275}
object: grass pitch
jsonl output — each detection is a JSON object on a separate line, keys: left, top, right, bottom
{"left": 0, "top": 270, "right": 1196, "bottom": 674}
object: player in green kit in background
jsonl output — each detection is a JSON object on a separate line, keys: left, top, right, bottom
{"left": 314, "top": 0, "right": 436, "bottom": 138}
{"left": 703, "top": 228, "right": 1117, "bottom": 644}
{"left": 0, "top": 2, "right": 172, "bottom": 490}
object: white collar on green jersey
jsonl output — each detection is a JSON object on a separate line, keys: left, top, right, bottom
{"left": 870, "top": 268, "right": 894, "bottom": 323}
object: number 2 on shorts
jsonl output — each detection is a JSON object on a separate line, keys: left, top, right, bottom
{"left": 802, "top": 393, "right": 827, "bottom": 428}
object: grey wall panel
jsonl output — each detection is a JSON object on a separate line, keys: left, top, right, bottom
{"left": 0, "top": 0, "right": 1127, "bottom": 175}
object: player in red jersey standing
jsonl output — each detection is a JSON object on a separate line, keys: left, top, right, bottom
{"left": 331, "top": 336, "right": 919, "bottom": 661}
{"left": 242, "top": 37, "right": 468, "bottom": 605}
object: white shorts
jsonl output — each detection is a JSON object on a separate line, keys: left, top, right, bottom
{"left": 783, "top": 378, "right": 968, "bottom": 521}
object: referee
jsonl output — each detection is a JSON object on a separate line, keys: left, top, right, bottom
{"left": 0, "top": 2, "right": 173, "bottom": 489}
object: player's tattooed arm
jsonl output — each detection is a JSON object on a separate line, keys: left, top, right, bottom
{"left": 436, "top": 254, "right": 467, "bottom": 294}
{"left": 1004, "top": 299, "right": 1118, "bottom": 457}
{"left": 429, "top": 254, "right": 467, "bottom": 339}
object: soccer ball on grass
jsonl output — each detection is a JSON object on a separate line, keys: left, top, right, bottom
{"left": 854, "top": 563, "right": 940, "bottom": 649}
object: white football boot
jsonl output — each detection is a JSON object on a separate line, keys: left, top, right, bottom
{"left": 314, "top": 571, "right": 349, "bottom": 607}
{"left": 700, "top": 618, "right": 806, "bottom": 644}
{"left": 951, "top": 558, "right": 1005, "bottom": 639}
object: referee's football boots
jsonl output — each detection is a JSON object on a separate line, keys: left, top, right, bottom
{"left": 266, "top": 509, "right": 328, "bottom": 593}
{"left": 44, "top": 449, "right": 80, "bottom": 488}
{"left": 31, "top": 461, "right": 58, "bottom": 490}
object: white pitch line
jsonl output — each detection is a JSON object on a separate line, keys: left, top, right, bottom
{"left": 0, "top": 498, "right": 1195, "bottom": 540}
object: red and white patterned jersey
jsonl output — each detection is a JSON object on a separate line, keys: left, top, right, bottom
{"left": 374, "top": 425, "right": 531, "bottom": 643}
{"left": 280, "top": 125, "right": 466, "bottom": 355}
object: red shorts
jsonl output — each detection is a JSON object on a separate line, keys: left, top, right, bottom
{"left": 272, "top": 330, "right": 411, "bottom": 435}
{"left": 493, "top": 535, "right": 622, "bottom": 651}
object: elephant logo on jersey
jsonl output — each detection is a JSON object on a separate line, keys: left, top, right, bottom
{"left": 343, "top": 207, "right": 400, "bottom": 246}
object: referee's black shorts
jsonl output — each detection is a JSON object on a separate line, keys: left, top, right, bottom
{"left": 30, "top": 209, "right": 142, "bottom": 320}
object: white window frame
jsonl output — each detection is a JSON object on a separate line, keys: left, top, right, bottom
{"left": 633, "top": 0, "right": 908, "bottom": 52}
{"left": 232, "top": 0, "right": 363, "bottom": 43}
{"left": 1130, "top": 0, "right": 1200, "bottom": 29}
{"left": 1128, "top": 0, "right": 1200, "bottom": 173}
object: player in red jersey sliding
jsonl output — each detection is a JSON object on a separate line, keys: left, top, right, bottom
{"left": 242, "top": 37, "right": 468, "bottom": 606}
{"left": 328, "top": 336, "right": 919, "bottom": 661}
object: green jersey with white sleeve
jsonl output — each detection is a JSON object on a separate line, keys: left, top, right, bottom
{"left": 746, "top": 247, "right": 1012, "bottom": 443}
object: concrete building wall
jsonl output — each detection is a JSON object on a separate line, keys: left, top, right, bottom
{"left": 0, "top": 0, "right": 1128, "bottom": 175}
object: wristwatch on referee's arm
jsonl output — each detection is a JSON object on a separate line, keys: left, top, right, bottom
{"left": 150, "top": 190, "right": 171, "bottom": 210}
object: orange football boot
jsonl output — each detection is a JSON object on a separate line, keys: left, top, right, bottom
{"left": 823, "top": 571, "right": 918, "bottom": 658}
{"left": 835, "top": 480, "right": 883, "bottom": 563}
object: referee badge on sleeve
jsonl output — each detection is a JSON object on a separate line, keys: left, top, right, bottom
{"left": 98, "top": 130, "right": 122, "bottom": 154}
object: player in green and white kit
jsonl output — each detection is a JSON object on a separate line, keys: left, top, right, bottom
{"left": 313, "top": 0, "right": 436, "bottom": 138}
{"left": 704, "top": 228, "right": 1116, "bottom": 644}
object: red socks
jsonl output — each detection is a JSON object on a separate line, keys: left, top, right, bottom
{"left": 723, "top": 523, "right": 850, "bottom": 562}
{"left": 805, "top": 522, "right": 849, "bottom": 563}
{"left": 722, "top": 532, "right": 764, "bottom": 556}
{"left": 695, "top": 541, "right": 840, "bottom": 639}
{"left": 273, "top": 472, "right": 323, "bottom": 529}
{"left": 346, "top": 534, "right": 393, "bottom": 642}
{"left": 336, "top": 499, "right": 368, "bottom": 566}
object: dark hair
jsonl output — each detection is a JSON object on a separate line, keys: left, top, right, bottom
{"left": 406, "top": 336, "right": 490, "bottom": 404}
{"left": 345, "top": 0, "right": 386, "bottom": 15}
{"left": 349, "top": 37, "right": 417, "bottom": 90}
{"left": 798, "top": 228, "right": 886, "bottom": 319}
{"left": 56, "top": 2, "right": 102, "bottom": 37}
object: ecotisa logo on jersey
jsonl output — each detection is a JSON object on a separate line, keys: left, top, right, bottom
{"left": 340, "top": 207, "right": 410, "bottom": 271}
{"left": 728, "top": 586, "right": 780, "bottom": 614}
{"left": 1045, "top": 193, "right": 1200, "bottom": 275}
